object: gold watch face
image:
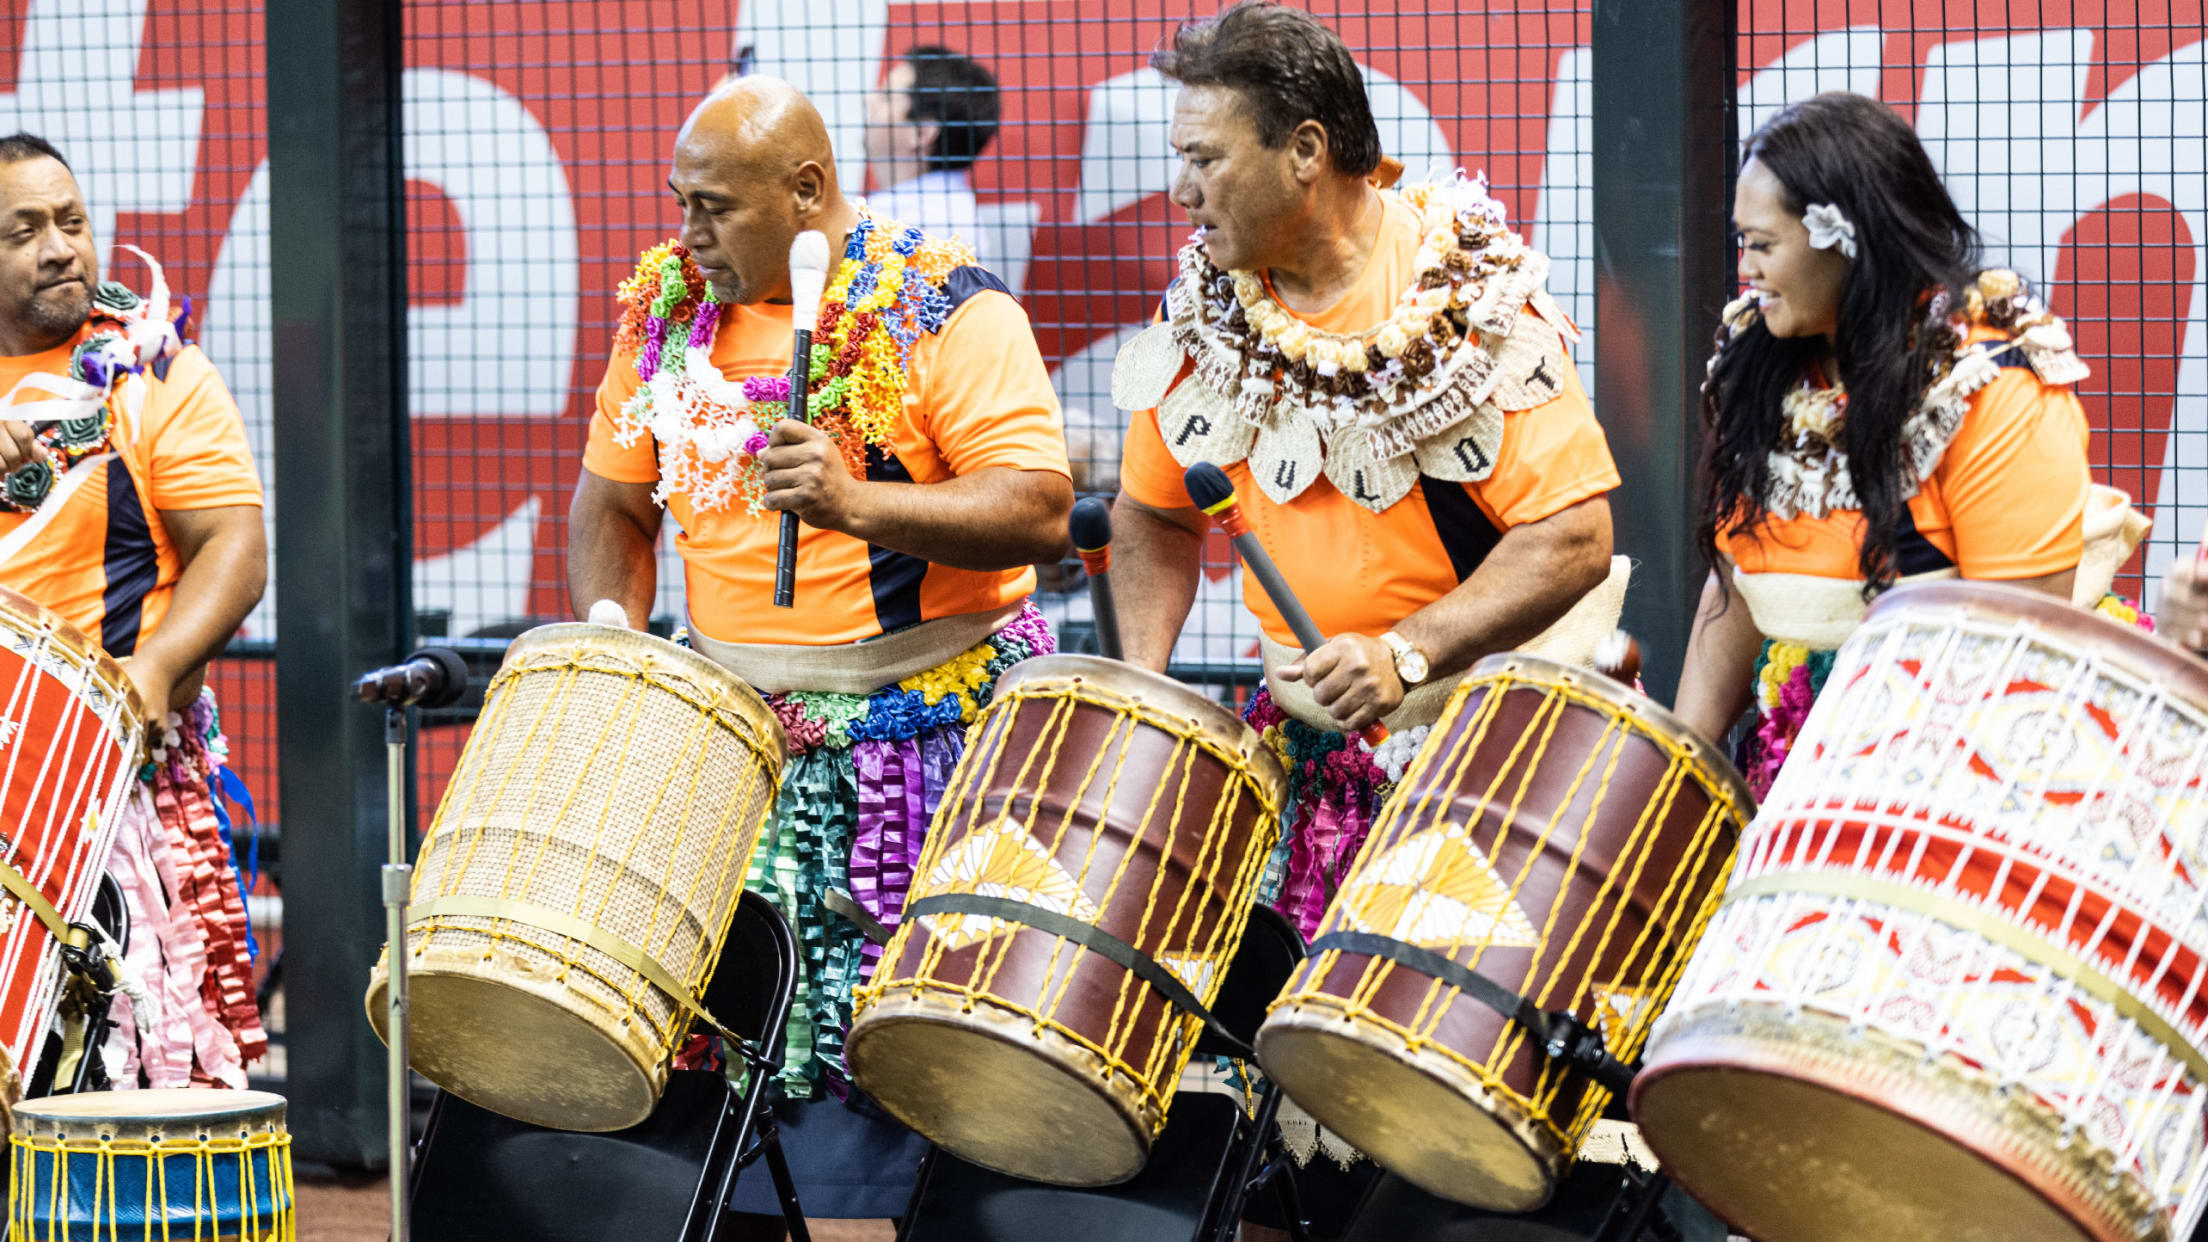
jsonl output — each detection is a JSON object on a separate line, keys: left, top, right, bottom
{"left": 1390, "top": 639, "right": 1429, "bottom": 684}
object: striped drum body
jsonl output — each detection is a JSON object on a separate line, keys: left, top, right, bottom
{"left": 0, "top": 586, "right": 143, "bottom": 1101}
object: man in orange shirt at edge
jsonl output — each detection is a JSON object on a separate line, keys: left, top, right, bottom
{"left": 567, "top": 78, "right": 1070, "bottom": 1233}
{"left": 0, "top": 133, "right": 269, "bottom": 1094}
{"left": 1106, "top": 9, "right": 1622, "bottom": 1229}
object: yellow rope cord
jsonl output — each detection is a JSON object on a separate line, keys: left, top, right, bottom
{"left": 856, "top": 678, "right": 1280, "bottom": 1132}
{"left": 10, "top": 1129, "right": 295, "bottom": 1241}
{"left": 1270, "top": 664, "right": 1747, "bottom": 1151}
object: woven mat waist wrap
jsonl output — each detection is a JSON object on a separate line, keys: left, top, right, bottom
{"left": 688, "top": 601, "right": 1023, "bottom": 694}
{"left": 1733, "top": 484, "right": 2146, "bottom": 651}
{"left": 1257, "top": 554, "right": 1631, "bottom": 733}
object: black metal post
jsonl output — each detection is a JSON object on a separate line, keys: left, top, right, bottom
{"left": 1592, "top": 0, "right": 1736, "bottom": 706}
{"left": 266, "top": 0, "right": 410, "bottom": 1168}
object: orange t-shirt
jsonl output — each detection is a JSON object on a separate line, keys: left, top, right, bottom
{"left": 1119, "top": 195, "right": 1620, "bottom": 645}
{"left": 0, "top": 333, "right": 264, "bottom": 656}
{"left": 585, "top": 267, "right": 1069, "bottom": 646}
{"left": 1722, "top": 329, "right": 2089, "bottom": 581}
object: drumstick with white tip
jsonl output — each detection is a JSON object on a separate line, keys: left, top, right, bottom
{"left": 1182, "top": 462, "right": 1389, "bottom": 745}
{"left": 772, "top": 230, "right": 831, "bottom": 609}
{"left": 1070, "top": 497, "right": 1123, "bottom": 661}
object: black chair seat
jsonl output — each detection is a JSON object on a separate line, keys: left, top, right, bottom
{"left": 410, "top": 889, "right": 803, "bottom": 1242}
{"left": 903, "top": 1091, "right": 1246, "bottom": 1240}
{"left": 1341, "top": 1162, "right": 1729, "bottom": 1242}
{"left": 896, "top": 905, "right": 1309, "bottom": 1242}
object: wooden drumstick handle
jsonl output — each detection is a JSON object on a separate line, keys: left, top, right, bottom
{"left": 1183, "top": 463, "right": 1389, "bottom": 746}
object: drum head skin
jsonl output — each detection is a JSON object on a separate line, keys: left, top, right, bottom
{"left": 1259, "top": 1009, "right": 1558, "bottom": 1212}
{"left": 847, "top": 995, "right": 1149, "bottom": 1187}
{"left": 369, "top": 971, "right": 655, "bottom": 1132}
{"left": 1635, "top": 1027, "right": 2117, "bottom": 1242}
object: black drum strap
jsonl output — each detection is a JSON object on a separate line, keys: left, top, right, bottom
{"left": 1309, "top": 930, "right": 1638, "bottom": 1095}
{"left": 902, "top": 893, "right": 1254, "bottom": 1058}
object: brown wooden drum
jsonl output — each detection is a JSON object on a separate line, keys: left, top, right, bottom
{"left": 1258, "top": 653, "right": 1749, "bottom": 1210}
{"left": 848, "top": 655, "right": 1284, "bottom": 1186}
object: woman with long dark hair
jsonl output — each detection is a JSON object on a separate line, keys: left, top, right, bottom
{"left": 1671, "top": 92, "right": 2146, "bottom": 793}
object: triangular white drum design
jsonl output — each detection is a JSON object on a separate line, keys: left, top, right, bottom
{"left": 1338, "top": 821, "right": 1541, "bottom": 951}
{"left": 917, "top": 819, "right": 1101, "bottom": 951}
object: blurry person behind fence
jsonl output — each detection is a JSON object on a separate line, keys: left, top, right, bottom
{"left": 863, "top": 44, "right": 999, "bottom": 240}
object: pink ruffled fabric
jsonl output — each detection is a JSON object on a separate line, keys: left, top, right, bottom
{"left": 104, "top": 788, "right": 245, "bottom": 1089}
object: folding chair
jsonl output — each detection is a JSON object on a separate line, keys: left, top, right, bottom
{"left": 1339, "top": 1159, "right": 1728, "bottom": 1242}
{"left": 896, "top": 904, "right": 1309, "bottom": 1242}
{"left": 410, "top": 889, "right": 809, "bottom": 1242}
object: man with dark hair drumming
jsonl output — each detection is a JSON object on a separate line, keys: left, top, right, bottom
{"left": 569, "top": 76, "right": 1069, "bottom": 1237}
{"left": 863, "top": 45, "right": 1001, "bottom": 240}
{"left": 0, "top": 132, "right": 269, "bottom": 1091}
{"left": 1106, "top": 5, "right": 1623, "bottom": 1230}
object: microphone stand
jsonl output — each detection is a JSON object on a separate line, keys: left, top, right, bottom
{"left": 382, "top": 702, "right": 413, "bottom": 1242}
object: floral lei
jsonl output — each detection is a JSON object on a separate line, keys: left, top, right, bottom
{"left": 1, "top": 256, "right": 191, "bottom": 514}
{"left": 1720, "top": 267, "right": 2088, "bottom": 522}
{"left": 1116, "top": 172, "right": 1578, "bottom": 514}
{"left": 759, "top": 603, "right": 1054, "bottom": 756}
{"left": 609, "top": 212, "right": 973, "bottom": 515}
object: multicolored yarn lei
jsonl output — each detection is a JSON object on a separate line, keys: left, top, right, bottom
{"left": 742, "top": 603, "right": 1054, "bottom": 1097}
{"left": 609, "top": 213, "right": 974, "bottom": 516}
{"left": 1743, "top": 592, "right": 2154, "bottom": 799}
{"left": 1245, "top": 689, "right": 1429, "bottom": 941}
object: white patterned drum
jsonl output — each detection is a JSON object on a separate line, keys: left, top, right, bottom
{"left": 1633, "top": 582, "right": 2208, "bottom": 1242}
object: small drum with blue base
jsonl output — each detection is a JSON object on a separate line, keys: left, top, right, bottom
{"left": 9, "top": 1088, "right": 293, "bottom": 1240}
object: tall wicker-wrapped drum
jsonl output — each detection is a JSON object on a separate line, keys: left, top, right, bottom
{"left": 1635, "top": 582, "right": 2208, "bottom": 1242}
{"left": 849, "top": 655, "right": 1284, "bottom": 1186}
{"left": 366, "top": 623, "right": 783, "bottom": 1131}
{"left": 1259, "top": 653, "right": 1748, "bottom": 1210}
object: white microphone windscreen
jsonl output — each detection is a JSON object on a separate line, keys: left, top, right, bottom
{"left": 789, "top": 230, "right": 830, "bottom": 332}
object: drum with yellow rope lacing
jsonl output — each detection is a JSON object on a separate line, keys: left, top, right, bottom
{"left": 0, "top": 585, "right": 145, "bottom": 1114}
{"left": 848, "top": 654, "right": 1284, "bottom": 1187}
{"left": 9, "top": 1088, "right": 292, "bottom": 1240}
{"left": 1256, "top": 652, "right": 1749, "bottom": 1212}
{"left": 364, "top": 622, "right": 783, "bottom": 1132}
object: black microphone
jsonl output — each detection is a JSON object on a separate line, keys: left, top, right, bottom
{"left": 773, "top": 230, "right": 831, "bottom": 609}
{"left": 354, "top": 647, "right": 469, "bottom": 709}
{"left": 1069, "top": 497, "right": 1123, "bottom": 661}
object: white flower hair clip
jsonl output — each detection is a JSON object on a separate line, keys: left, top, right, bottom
{"left": 1803, "top": 202, "right": 1858, "bottom": 260}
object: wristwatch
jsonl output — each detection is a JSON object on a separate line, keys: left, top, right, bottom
{"left": 1379, "top": 630, "right": 1430, "bottom": 686}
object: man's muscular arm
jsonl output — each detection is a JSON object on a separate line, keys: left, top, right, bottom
{"left": 567, "top": 467, "right": 662, "bottom": 626}
{"left": 1108, "top": 495, "right": 1206, "bottom": 672}
{"left": 759, "top": 419, "right": 1071, "bottom": 570}
{"left": 1283, "top": 496, "right": 1612, "bottom": 732}
{"left": 127, "top": 505, "right": 266, "bottom": 715}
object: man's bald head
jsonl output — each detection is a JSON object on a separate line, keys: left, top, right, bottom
{"left": 669, "top": 76, "right": 852, "bottom": 305}
{"left": 678, "top": 76, "right": 838, "bottom": 187}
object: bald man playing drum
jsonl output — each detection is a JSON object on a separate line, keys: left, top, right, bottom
{"left": 567, "top": 78, "right": 1071, "bottom": 1234}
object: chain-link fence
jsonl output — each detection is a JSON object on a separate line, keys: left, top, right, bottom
{"left": 1, "top": 0, "right": 2202, "bottom": 1092}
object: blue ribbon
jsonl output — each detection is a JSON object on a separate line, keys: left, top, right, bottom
{"left": 207, "top": 764, "right": 261, "bottom": 961}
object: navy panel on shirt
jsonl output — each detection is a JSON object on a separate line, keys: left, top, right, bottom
{"left": 863, "top": 445, "right": 927, "bottom": 632}
{"left": 938, "top": 266, "right": 1012, "bottom": 328}
{"left": 1419, "top": 476, "right": 1505, "bottom": 583}
{"left": 101, "top": 459, "right": 158, "bottom": 658}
